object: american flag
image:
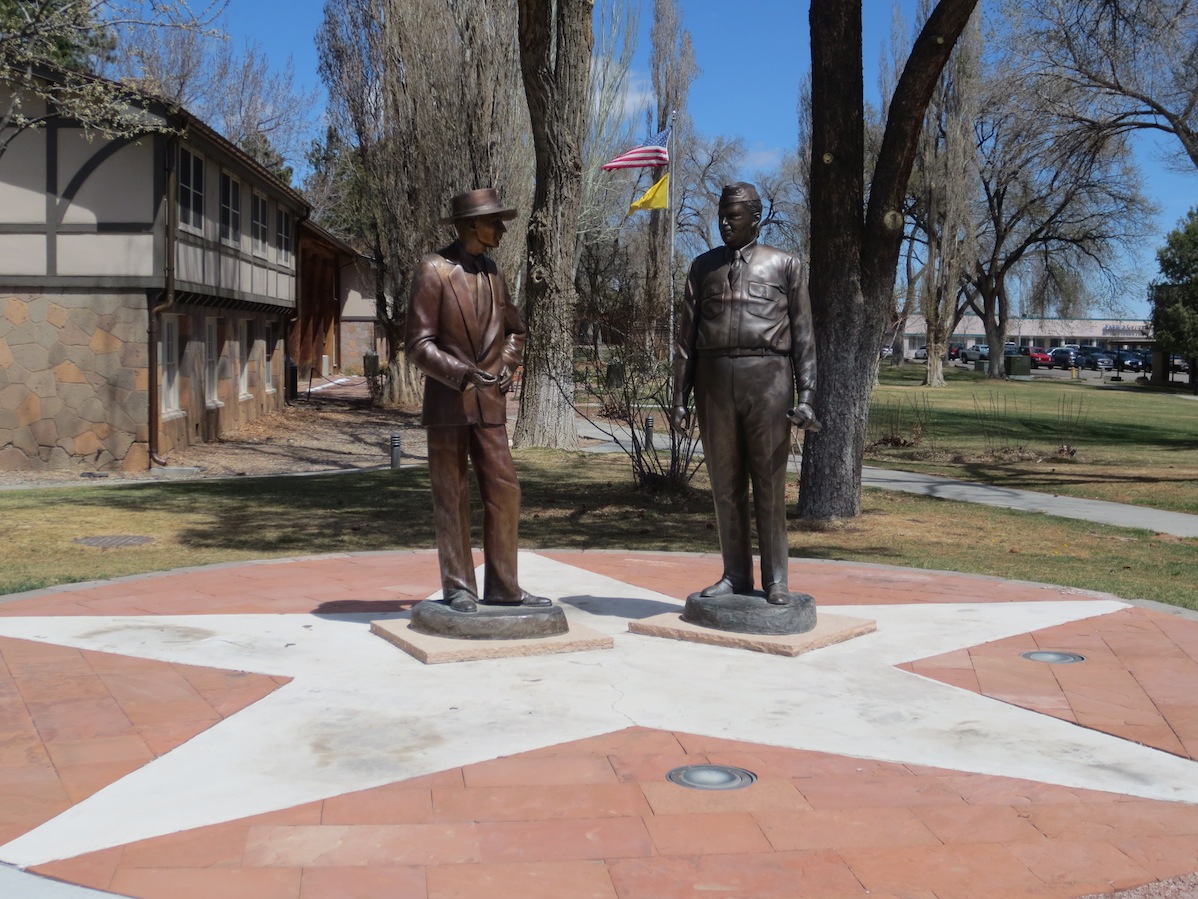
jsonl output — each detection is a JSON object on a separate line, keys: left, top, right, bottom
{"left": 601, "top": 127, "right": 671, "bottom": 170}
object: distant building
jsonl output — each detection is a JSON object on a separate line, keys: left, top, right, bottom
{"left": 0, "top": 71, "right": 373, "bottom": 472}
{"left": 900, "top": 315, "right": 1153, "bottom": 356}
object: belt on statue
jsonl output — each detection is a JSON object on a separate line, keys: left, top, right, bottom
{"left": 698, "top": 347, "right": 788, "bottom": 357}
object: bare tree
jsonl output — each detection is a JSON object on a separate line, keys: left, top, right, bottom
{"left": 106, "top": 24, "right": 319, "bottom": 179}
{"left": 1015, "top": 0, "right": 1198, "bottom": 172}
{"left": 801, "top": 0, "right": 979, "bottom": 523}
{"left": 907, "top": 2, "right": 980, "bottom": 386}
{"left": 0, "top": 0, "right": 224, "bottom": 159}
{"left": 316, "top": 0, "right": 531, "bottom": 406}
{"left": 511, "top": 0, "right": 593, "bottom": 448}
{"left": 963, "top": 66, "right": 1153, "bottom": 376}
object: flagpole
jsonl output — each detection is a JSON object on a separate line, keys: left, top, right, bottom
{"left": 666, "top": 109, "right": 677, "bottom": 376}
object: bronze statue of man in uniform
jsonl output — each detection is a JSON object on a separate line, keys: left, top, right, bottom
{"left": 671, "top": 182, "right": 818, "bottom": 606}
{"left": 405, "top": 188, "right": 550, "bottom": 614}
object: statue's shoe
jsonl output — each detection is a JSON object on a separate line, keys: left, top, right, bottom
{"left": 700, "top": 577, "right": 751, "bottom": 597}
{"left": 481, "top": 591, "right": 552, "bottom": 607}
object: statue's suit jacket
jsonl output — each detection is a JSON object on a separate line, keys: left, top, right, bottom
{"left": 405, "top": 241, "right": 526, "bottom": 428}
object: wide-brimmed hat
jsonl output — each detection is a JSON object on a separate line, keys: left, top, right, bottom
{"left": 441, "top": 188, "right": 518, "bottom": 224}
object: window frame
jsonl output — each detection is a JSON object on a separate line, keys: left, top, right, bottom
{"left": 276, "top": 207, "right": 293, "bottom": 266}
{"left": 219, "top": 171, "right": 242, "bottom": 245}
{"left": 177, "top": 147, "right": 205, "bottom": 234}
{"left": 251, "top": 192, "right": 269, "bottom": 257}
{"left": 204, "top": 317, "right": 220, "bottom": 407}
{"left": 160, "top": 315, "right": 180, "bottom": 412}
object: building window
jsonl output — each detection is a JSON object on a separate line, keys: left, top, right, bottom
{"left": 276, "top": 208, "right": 293, "bottom": 265}
{"left": 178, "top": 147, "right": 204, "bottom": 233}
{"left": 251, "top": 193, "right": 268, "bottom": 256}
{"left": 238, "top": 320, "right": 252, "bottom": 396}
{"left": 161, "top": 315, "right": 180, "bottom": 412}
{"left": 205, "top": 318, "right": 220, "bottom": 406}
{"left": 264, "top": 322, "right": 275, "bottom": 391}
{"left": 219, "top": 172, "right": 241, "bottom": 244}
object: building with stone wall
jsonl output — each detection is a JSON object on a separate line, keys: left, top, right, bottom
{"left": 0, "top": 74, "right": 361, "bottom": 472}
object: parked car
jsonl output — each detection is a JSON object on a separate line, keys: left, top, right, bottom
{"left": 1112, "top": 350, "right": 1143, "bottom": 372}
{"left": 914, "top": 345, "right": 928, "bottom": 360}
{"left": 1078, "top": 350, "right": 1115, "bottom": 370}
{"left": 947, "top": 343, "right": 964, "bottom": 360}
{"left": 1170, "top": 355, "right": 1191, "bottom": 373}
{"left": 1048, "top": 347, "right": 1079, "bottom": 369}
{"left": 1021, "top": 346, "right": 1053, "bottom": 368}
{"left": 962, "top": 344, "right": 989, "bottom": 362}
{"left": 1002, "top": 345, "right": 1021, "bottom": 357}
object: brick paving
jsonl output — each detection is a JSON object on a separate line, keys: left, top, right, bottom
{"left": 2, "top": 550, "right": 1197, "bottom": 898}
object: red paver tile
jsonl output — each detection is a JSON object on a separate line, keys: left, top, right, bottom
{"left": 30, "top": 846, "right": 123, "bottom": 892}
{"left": 607, "top": 849, "right": 867, "bottom": 898}
{"left": 320, "top": 782, "right": 435, "bottom": 825}
{"left": 608, "top": 751, "right": 708, "bottom": 783}
{"left": 432, "top": 783, "right": 652, "bottom": 822}
{"left": 43, "top": 734, "right": 153, "bottom": 769}
{"left": 117, "top": 822, "right": 249, "bottom": 868}
{"left": 300, "top": 865, "right": 427, "bottom": 899}
{"left": 426, "top": 860, "right": 615, "bottom": 899}
{"left": 911, "top": 802, "right": 1046, "bottom": 843}
{"left": 754, "top": 807, "right": 939, "bottom": 850}
{"left": 243, "top": 823, "right": 482, "bottom": 867}
{"left": 640, "top": 776, "right": 811, "bottom": 815}
{"left": 794, "top": 774, "right": 969, "bottom": 810}
{"left": 475, "top": 817, "right": 653, "bottom": 863}
{"left": 108, "top": 865, "right": 303, "bottom": 899}
{"left": 842, "top": 842, "right": 1046, "bottom": 897}
{"left": 1024, "top": 800, "right": 1198, "bottom": 841}
{"left": 1007, "top": 838, "right": 1151, "bottom": 889}
{"left": 643, "top": 811, "right": 772, "bottom": 855}
{"left": 1113, "top": 834, "right": 1198, "bottom": 881}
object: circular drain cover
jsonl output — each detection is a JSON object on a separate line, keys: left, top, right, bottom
{"left": 1021, "top": 650, "right": 1086, "bottom": 664}
{"left": 666, "top": 765, "right": 757, "bottom": 790}
{"left": 73, "top": 535, "right": 154, "bottom": 548}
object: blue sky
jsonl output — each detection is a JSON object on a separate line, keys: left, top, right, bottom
{"left": 220, "top": 0, "right": 1193, "bottom": 319}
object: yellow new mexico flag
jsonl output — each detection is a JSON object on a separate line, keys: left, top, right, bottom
{"left": 629, "top": 174, "right": 669, "bottom": 213}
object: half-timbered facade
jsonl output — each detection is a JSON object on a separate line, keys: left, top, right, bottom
{"left": 0, "top": 76, "right": 314, "bottom": 471}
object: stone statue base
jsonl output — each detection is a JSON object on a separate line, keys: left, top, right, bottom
{"left": 682, "top": 590, "right": 817, "bottom": 636}
{"left": 409, "top": 598, "right": 568, "bottom": 640}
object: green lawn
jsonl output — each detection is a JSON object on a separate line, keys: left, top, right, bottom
{"left": 3, "top": 445, "right": 1197, "bottom": 612}
{"left": 867, "top": 364, "right": 1198, "bottom": 513}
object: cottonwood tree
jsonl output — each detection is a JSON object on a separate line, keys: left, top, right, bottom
{"left": 962, "top": 66, "right": 1152, "bottom": 377}
{"left": 511, "top": 0, "right": 593, "bottom": 449}
{"left": 1016, "top": 0, "right": 1198, "bottom": 173}
{"left": 0, "top": 0, "right": 222, "bottom": 159}
{"left": 906, "top": 4, "right": 979, "bottom": 386}
{"left": 801, "top": 0, "right": 979, "bottom": 522}
{"left": 316, "top": 0, "right": 531, "bottom": 407}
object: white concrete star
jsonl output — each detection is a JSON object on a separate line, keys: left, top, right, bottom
{"left": 1, "top": 552, "right": 1196, "bottom": 869}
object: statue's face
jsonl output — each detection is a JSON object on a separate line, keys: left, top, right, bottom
{"left": 468, "top": 215, "right": 507, "bottom": 251}
{"left": 718, "top": 201, "right": 759, "bottom": 250}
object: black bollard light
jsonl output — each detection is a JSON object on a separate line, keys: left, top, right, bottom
{"left": 644, "top": 414, "right": 654, "bottom": 447}
{"left": 390, "top": 434, "right": 402, "bottom": 469}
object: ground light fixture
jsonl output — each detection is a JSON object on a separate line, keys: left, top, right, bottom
{"left": 1020, "top": 650, "right": 1086, "bottom": 664}
{"left": 666, "top": 765, "right": 758, "bottom": 790}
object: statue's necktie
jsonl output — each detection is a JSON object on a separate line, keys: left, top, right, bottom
{"left": 729, "top": 249, "right": 745, "bottom": 295}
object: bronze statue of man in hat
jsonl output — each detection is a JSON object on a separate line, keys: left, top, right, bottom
{"left": 671, "top": 181, "right": 818, "bottom": 607}
{"left": 405, "top": 187, "right": 549, "bottom": 613}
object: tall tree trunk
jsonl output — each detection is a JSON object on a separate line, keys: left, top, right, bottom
{"left": 512, "top": 0, "right": 594, "bottom": 449}
{"left": 801, "top": 0, "right": 978, "bottom": 522}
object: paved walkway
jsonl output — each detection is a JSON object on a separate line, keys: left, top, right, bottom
{"left": 2, "top": 549, "right": 1198, "bottom": 898}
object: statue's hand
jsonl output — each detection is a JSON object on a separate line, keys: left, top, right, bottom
{"left": 670, "top": 405, "right": 691, "bottom": 434}
{"left": 465, "top": 368, "right": 498, "bottom": 389}
{"left": 787, "top": 403, "right": 821, "bottom": 432}
{"left": 497, "top": 366, "right": 514, "bottom": 394}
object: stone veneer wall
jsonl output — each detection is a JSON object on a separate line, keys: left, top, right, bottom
{"left": 0, "top": 292, "right": 150, "bottom": 471}
{"left": 339, "top": 320, "right": 380, "bottom": 375}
